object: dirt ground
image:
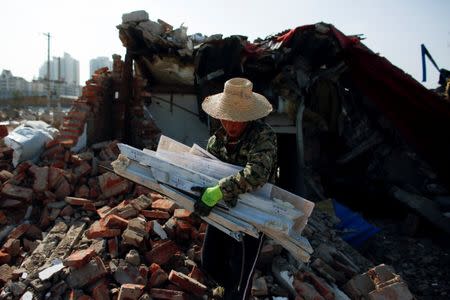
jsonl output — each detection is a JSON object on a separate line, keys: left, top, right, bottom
{"left": 361, "top": 218, "right": 450, "bottom": 300}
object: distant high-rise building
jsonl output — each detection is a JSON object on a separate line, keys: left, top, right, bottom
{"left": 89, "top": 56, "right": 112, "bottom": 77}
{"left": 38, "top": 52, "right": 80, "bottom": 96}
{"left": 39, "top": 52, "right": 80, "bottom": 85}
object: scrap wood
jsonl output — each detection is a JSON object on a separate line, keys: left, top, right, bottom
{"left": 111, "top": 138, "right": 314, "bottom": 262}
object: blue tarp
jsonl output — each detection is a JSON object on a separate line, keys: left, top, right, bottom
{"left": 333, "top": 199, "right": 380, "bottom": 247}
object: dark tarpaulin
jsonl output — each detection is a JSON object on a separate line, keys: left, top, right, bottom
{"left": 329, "top": 26, "right": 450, "bottom": 187}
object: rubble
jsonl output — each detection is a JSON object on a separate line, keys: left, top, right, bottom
{"left": 4, "top": 9, "right": 450, "bottom": 300}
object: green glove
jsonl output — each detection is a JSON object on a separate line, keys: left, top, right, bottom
{"left": 200, "top": 185, "right": 223, "bottom": 207}
{"left": 191, "top": 185, "right": 223, "bottom": 217}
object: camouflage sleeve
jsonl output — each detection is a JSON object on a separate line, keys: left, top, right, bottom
{"left": 218, "top": 130, "right": 277, "bottom": 206}
{"left": 206, "top": 135, "right": 222, "bottom": 159}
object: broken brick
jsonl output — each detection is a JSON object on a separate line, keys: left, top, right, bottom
{"left": 146, "top": 240, "right": 178, "bottom": 266}
{"left": 149, "top": 288, "right": 187, "bottom": 300}
{"left": 173, "top": 209, "right": 192, "bottom": 219}
{"left": 64, "top": 248, "right": 96, "bottom": 268}
{"left": 142, "top": 210, "right": 170, "bottom": 220}
{"left": 29, "top": 165, "right": 49, "bottom": 192}
{"left": 108, "top": 237, "right": 119, "bottom": 258}
{"left": 1, "top": 183, "right": 33, "bottom": 202}
{"left": 86, "top": 221, "right": 122, "bottom": 239}
{"left": 66, "top": 256, "right": 108, "bottom": 288}
{"left": 188, "top": 266, "right": 205, "bottom": 284}
{"left": 49, "top": 167, "right": 64, "bottom": 189}
{"left": 169, "top": 270, "right": 207, "bottom": 296}
{"left": 65, "top": 196, "right": 93, "bottom": 206}
{"left": 8, "top": 223, "right": 31, "bottom": 239}
{"left": 104, "top": 214, "right": 129, "bottom": 230}
{"left": 2, "top": 238, "right": 20, "bottom": 257}
{"left": 75, "top": 184, "right": 90, "bottom": 198}
{"left": 98, "top": 172, "right": 130, "bottom": 198}
{"left": 130, "top": 194, "right": 152, "bottom": 211}
{"left": 0, "top": 211, "right": 6, "bottom": 225}
{"left": 0, "top": 251, "right": 11, "bottom": 264}
{"left": 117, "top": 283, "right": 145, "bottom": 300}
{"left": 60, "top": 205, "right": 75, "bottom": 217}
{"left": 151, "top": 199, "right": 177, "bottom": 213}
{"left": 92, "top": 281, "right": 111, "bottom": 300}
{"left": 149, "top": 267, "right": 168, "bottom": 287}
{"left": 74, "top": 161, "right": 92, "bottom": 179}
{"left": 54, "top": 177, "right": 71, "bottom": 199}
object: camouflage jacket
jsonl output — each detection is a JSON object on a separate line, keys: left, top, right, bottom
{"left": 207, "top": 120, "right": 278, "bottom": 206}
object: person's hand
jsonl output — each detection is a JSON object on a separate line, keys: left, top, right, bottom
{"left": 191, "top": 185, "right": 223, "bottom": 216}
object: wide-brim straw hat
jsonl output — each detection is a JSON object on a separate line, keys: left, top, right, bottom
{"left": 202, "top": 78, "right": 273, "bottom": 122}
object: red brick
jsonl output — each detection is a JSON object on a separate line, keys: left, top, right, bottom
{"left": 188, "top": 266, "right": 205, "bottom": 284}
{"left": 92, "top": 281, "right": 110, "bottom": 300}
{"left": 86, "top": 221, "right": 122, "bottom": 239}
{"left": 169, "top": 270, "right": 207, "bottom": 296}
{"left": 65, "top": 196, "right": 93, "bottom": 206}
{"left": 305, "top": 272, "right": 335, "bottom": 300}
{"left": 1, "top": 183, "right": 33, "bottom": 202}
{"left": 134, "top": 185, "right": 152, "bottom": 197}
{"left": 40, "top": 207, "right": 51, "bottom": 228}
{"left": 54, "top": 177, "right": 71, "bottom": 199}
{"left": 151, "top": 199, "right": 177, "bottom": 213}
{"left": 0, "top": 211, "right": 7, "bottom": 225}
{"left": 176, "top": 220, "right": 194, "bottom": 240}
{"left": 98, "top": 172, "right": 130, "bottom": 198}
{"left": 173, "top": 209, "right": 192, "bottom": 219}
{"left": 0, "top": 251, "right": 11, "bottom": 264}
{"left": 108, "top": 238, "right": 118, "bottom": 258}
{"left": 8, "top": 223, "right": 31, "bottom": 239}
{"left": 150, "top": 192, "right": 163, "bottom": 201}
{"left": 104, "top": 214, "right": 129, "bottom": 230}
{"left": 29, "top": 165, "right": 49, "bottom": 192}
{"left": 149, "top": 288, "right": 187, "bottom": 300}
{"left": 49, "top": 167, "right": 64, "bottom": 188}
{"left": 75, "top": 185, "right": 90, "bottom": 198}
{"left": 142, "top": 210, "right": 170, "bottom": 220}
{"left": 0, "top": 125, "right": 8, "bottom": 139}
{"left": 2, "top": 238, "right": 20, "bottom": 257}
{"left": 149, "top": 268, "right": 168, "bottom": 287}
{"left": 118, "top": 283, "right": 145, "bottom": 300}
{"left": 74, "top": 161, "right": 92, "bottom": 179}
{"left": 41, "top": 145, "right": 65, "bottom": 159}
{"left": 64, "top": 248, "right": 96, "bottom": 268}
{"left": 146, "top": 240, "right": 178, "bottom": 266}
{"left": 294, "top": 280, "right": 325, "bottom": 300}
{"left": 60, "top": 205, "right": 75, "bottom": 217}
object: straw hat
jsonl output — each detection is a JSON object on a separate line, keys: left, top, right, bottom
{"left": 202, "top": 78, "right": 273, "bottom": 122}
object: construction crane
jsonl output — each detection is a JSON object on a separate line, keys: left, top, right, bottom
{"left": 421, "top": 44, "right": 449, "bottom": 86}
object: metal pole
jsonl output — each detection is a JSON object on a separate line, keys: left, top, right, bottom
{"left": 43, "top": 32, "right": 51, "bottom": 110}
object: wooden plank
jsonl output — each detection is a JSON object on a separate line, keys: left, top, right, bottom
{"left": 114, "top": 142, "right": 314, "bottom": 262}
{"left": 112, "top": 156, "right": 259, "bottom": 238}
{"left": 157, "top": 135, "right": 191, "bottom": 153}
{"left": 152, "top": 145, "right": 314, "bottom": 233}
{"left": 189, "top": 144, "right": 219, "bottom": 160}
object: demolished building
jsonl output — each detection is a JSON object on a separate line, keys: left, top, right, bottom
{"left": 0, "top": 9, "right": 448, "bottom": 300}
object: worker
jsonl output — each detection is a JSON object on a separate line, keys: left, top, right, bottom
{"left": 194, "top": 77, "right": 278, "bottom": 299}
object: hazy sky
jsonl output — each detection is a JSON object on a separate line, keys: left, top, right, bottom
{"left": 1, "top": 0, "right": 449, "bottom": 88}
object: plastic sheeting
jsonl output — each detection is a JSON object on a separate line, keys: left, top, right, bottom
{"left": 4, "top": 121, "right": 59, "bottom": 167}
